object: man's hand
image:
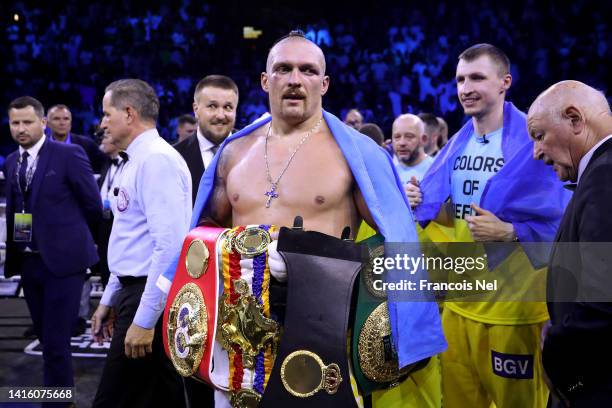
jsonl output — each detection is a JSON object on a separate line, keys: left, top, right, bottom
{"left": 91, "top": 304, "right": 115, "bottom": 345}
{"left": 464, "top": 203, "right": 515, "bottom": 242}
{"left": 268, "top": 239, "right": 287, "bottom": 282}
{"left": 405, "top": 176, "right": 422, "bottom": 209}
{"left": 125, "top": 323, "right": 154, "bottom": 359}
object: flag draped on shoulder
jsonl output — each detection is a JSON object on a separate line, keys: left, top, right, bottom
{"left": 415, "top": 101, "right": 571, "bottom": 267}
{"left": 161, "top": 110, "right": 447, "bottom": 368}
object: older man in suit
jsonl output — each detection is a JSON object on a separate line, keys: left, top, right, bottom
{"left": 529, "top": 80, "right": 612, "bottom": 407}
{"left": 4, "top": 96, "right": 102, "bottom": 395}
{"left": 174, "top": 75, "right": 239, "bottom": 204}
{"left": 47, "top": 104, "right": 106, "bottom": 173}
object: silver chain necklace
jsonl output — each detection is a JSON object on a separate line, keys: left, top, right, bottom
{"left": 264, "top": 117, "right": 323, "bottom": 208}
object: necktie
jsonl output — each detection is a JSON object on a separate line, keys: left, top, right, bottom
{"left": 211, "top": 145, "right": 219, "bottom": 156}
{"left": 19, "top": 151, "right": 29, "bottom": 193}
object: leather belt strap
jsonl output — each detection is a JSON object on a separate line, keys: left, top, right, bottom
{"left": 260, "top": 227, "right": 363, "bottom": 408}
{"left": 163, "top": 225, "right": 227, "bottom": 385}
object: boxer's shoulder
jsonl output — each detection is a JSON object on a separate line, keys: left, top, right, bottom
{"left": 220, "top": 126, "right": 266, "bottom": 168}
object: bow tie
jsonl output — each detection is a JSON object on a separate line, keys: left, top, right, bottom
{"left": 110, "top": 158, "right": 120, "bottom": 166}
{"left": 118, "top": 151, "right": 129, "bottom": 162}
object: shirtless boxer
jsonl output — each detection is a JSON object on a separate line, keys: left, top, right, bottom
{"left": 160, "top": 31, "right": 446, "bottom": 408}
{"left": 205, "top": 34, "right": 372, "bottom": 237}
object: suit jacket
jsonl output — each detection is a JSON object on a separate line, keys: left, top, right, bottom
{"left": 174, "top": 133, "right": 204, "bottom": 204}
{"left": 3, "top": 138, "right": 103, "bottom": 277}
{"left": 97, "top": 157, "right": 113, "bottom": 190}
{"left": 544, "top": 138, "right": 612, "bottom": 399}
{"left": 93, "top": 156, "right": 115, "bottom": 284}
{"left": 71, "top": 133, "right": 105, "bottom": 173}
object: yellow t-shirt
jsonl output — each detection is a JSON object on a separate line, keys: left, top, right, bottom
{"left": 419, "top": 219, "right": 548, "bottom": 325}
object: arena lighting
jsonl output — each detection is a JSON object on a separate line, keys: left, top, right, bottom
{"left": 243, "top": 26, "right": 262, "bottom": 39}
{"left": 14, "top": 13, "right": 19, "bottom": 22}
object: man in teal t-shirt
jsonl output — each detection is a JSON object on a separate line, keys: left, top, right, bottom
{"left": 450, "top": 127, "right": 505, "bottom": 219}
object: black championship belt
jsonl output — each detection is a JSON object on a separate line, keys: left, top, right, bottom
{"left": 260, "top": 226, "right": 364, "bottom": 408}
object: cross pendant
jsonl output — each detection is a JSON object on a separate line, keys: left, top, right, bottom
{"left": 264, "top": 184, "right": 279, "bottom": 208}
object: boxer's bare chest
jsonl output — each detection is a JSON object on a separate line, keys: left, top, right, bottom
{"left": 224, "top": 127, "right": 358, "bottom": 234}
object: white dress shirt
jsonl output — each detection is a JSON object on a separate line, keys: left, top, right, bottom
{"left": 16, "top": 135, "right": 46, "bottom": 251}
{"left": 100, "top": 156, "right": 124, "bottom": 202}
{"left": 100, "top": 128, "right": 192, "bottom": 329}
{"left": 197, "top": 128, "right": 219, "bottom": 169}
{"left": 18, "top": 134, "right": 46, "bottom": 172}
{"left": 577, "top": 134, "right": 612, "bottom": 184}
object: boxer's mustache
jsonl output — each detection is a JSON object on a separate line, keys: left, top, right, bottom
{"left": 282, "top": 90, "right": 306, "bottom": 99}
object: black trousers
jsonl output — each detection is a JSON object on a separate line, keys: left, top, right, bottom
{"left": 93, "top": 217, "right": 113, "bottom": 286}
{"left": 19, "top": 253, "right": 84, "bottom": 408}
{"left": 92, "top": 279, "right": 186, "bottom": 408}
{"left": 183, "top": 376, "right": 214, "bottom": 408}
{"left": 549, "top": 390, "right": 612, "bottom": 408}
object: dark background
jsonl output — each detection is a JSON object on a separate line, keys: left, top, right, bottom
{"left": 1, "top": 0, "right": 610, "bottom": 155}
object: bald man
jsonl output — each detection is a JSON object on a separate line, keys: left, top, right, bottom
{"left": 391, "top": 114, "right": 434, "bottom": 186}
{"left": 530, "top": 81, "right": 612, "bottom": 407}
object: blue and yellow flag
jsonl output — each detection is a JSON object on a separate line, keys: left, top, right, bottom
{"left": 415, "top": 101, "right": 571, "bottom": 269}
{"left": 163, "top": 110, "right": 447, "bottom": 369}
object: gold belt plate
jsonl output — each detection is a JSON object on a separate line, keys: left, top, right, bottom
{"left": 167, "top": 283, "right": 208, "bottom": 377}
{"left": 230, "top": 389, "right": 261, "bottom": 408}
{"left": 218, "top": 279, "right": 279, "bottom": 368}
{"left": 281, "top": 350, "right": 343, "bottom": 398}
{"left": 185, "top": 239, "right": 209, "bottom": 279}
{"left": 358, "top": 301, "right": 406, "bottom": 384}
{"left": 233, "top": 227, "right": 271, "bottom": 257}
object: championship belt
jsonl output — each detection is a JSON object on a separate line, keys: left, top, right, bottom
{"left": 162, "top": 226, "right": 227, "bottom": 385}
{"left": 217, "top": 225, "right": 280, "bottom": 407}
{"left": 260, "top": 226, "right": 364, "bottom": 408}
{"left": 163, "top": 224, "right": 280, "bottom": 408}
{"left": 351, "top": 234, "right": 410, "bottom": 395}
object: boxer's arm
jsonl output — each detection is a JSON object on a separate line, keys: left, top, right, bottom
{"left": 201, "top": 149, "right": 232, "bottom": 227}
{"left": 354, "top": 185, "right": 378, "bottom": 231}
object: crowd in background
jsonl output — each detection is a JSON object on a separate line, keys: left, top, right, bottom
{"left": 1, "top": 1, "right": 609, "bottom": 153}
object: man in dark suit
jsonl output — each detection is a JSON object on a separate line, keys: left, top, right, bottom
{"left": 174, "top": 75, "right": 239, "bottom": 204}
{"left": 529, "top": 80, "right": 612, "bottom": 407}
{"left": 48, "top": 103, "right": 107, "bottom": 334}
{"left": 47, "top": 104, "right": 106, "bottom": 173}
{"left": 4, "top": 96, "right": 102, "bottom": 393}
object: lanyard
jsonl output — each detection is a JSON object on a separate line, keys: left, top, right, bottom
{"left": 104, "top": 160, "right": 125, "bottom": 195}
{"left": 15, "top": 153, "right": 39, "bottom": 212}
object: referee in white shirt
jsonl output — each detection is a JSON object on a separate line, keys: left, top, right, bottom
{"left": 91, "top": 79, "right": 192, "bottom": 408}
